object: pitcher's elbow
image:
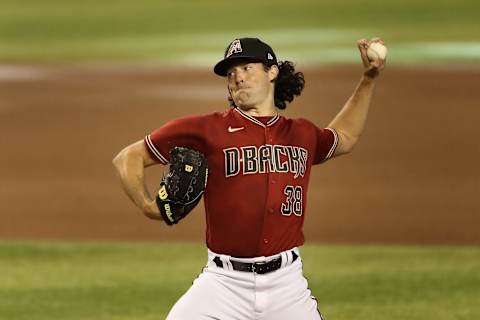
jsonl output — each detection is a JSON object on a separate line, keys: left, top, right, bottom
{"left": 112, "top": 149, "right": 127, "bottom": 171}
{"left": 336, "top": 132, "right": 359, "bottom": 155}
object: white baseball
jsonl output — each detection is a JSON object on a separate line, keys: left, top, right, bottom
{"left": 367, "top": 42, "right": 388, "bottom": 61}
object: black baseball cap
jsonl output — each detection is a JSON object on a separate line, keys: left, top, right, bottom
{"left": 213, "top": 37, "right": 278, "bottom": 76}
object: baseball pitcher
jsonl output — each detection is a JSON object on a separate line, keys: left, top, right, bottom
{"left": 113, "top": 37, "right": 386, "bottom": 319}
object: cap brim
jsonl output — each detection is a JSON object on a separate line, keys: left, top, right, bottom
{"left": 213, "top": 56, "right": 263, "bottom": 76}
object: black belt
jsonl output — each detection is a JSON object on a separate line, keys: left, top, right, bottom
{"left": 213, "top": 251, "right": 298, "bottom": 275}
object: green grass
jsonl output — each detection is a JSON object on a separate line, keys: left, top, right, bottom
{"left": 0, "top": 0, "right": 479, "bottom": 63}
{"left": 0, "top": 241, "right": 479, "bottom": 319}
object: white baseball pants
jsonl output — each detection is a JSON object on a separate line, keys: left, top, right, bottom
{"left": 166, "top": 248, "right": 324, "bottom": 320}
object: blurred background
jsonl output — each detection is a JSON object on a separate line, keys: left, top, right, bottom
{"left": 0, "top": 1, "right": 479, "bottom": 319}
{"left": 1, "top": 0, "right": 478, "bottom": 243}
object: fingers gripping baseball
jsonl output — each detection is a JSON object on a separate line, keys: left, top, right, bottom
{"left": 357, "top": 38, "right": 387, "bottom": 78}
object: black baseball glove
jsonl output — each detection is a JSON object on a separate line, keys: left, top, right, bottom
{"left": 155, "top": 147, "right": 208, "bottom": 225}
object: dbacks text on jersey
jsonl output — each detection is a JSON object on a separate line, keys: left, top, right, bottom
{"left": 224, "top": 144, "right": 308, "bottom": 179}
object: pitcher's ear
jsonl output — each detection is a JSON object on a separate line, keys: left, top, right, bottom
{"left": 268, "top": 64, "right": 279, "bottom": 82}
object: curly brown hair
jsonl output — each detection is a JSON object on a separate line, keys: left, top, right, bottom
{"left": 272, "top": 61, "right": 305, "bottom": 109}
{"left": 228, "top": 60, "right": 305, "bottom": 109}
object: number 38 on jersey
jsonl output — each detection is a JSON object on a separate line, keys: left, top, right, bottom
{"left": 281, "top": 185, "right": 303, "bottom": 216}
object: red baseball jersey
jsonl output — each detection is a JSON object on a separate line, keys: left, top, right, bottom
{"left": 145, "top": 107, "right": 338, "bottom": 257}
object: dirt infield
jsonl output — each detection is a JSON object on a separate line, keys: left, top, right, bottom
{"left": 1, "top": 64, "right": 479, "bottom": 244}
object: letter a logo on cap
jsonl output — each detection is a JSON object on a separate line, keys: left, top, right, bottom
{"left": 267, "top": 52, "right": 274, "bottom": 60}
{"left": 226, "top": 39, "right": 242, "bottom": 58}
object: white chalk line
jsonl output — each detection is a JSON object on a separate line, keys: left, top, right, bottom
{"left": 88, "top": 27, "right": 480, "bottom": 65}
{"left": 0, "top": 65, "right": 51, "bottom": 80}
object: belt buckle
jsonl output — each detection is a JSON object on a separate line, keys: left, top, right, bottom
{"left": 251, "top": 261, "right": 263, "bottom": 273}
{"left": 252, "top": 261, "right": 267, "bottom": 274}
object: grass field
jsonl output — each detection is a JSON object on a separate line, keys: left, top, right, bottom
{"left": 0, "top": 241, "right": 479, "bottom": 320}
{"left": 0, "top": 0, "right": 479, "bottom": 63}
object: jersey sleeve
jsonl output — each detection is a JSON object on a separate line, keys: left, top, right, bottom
{"left": 313, "top": 127, "right": 339, "bottom": 165}
{"left": 144, "top": 115, "right": 208, "bottom": 164}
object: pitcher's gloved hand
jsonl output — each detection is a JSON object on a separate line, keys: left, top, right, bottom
{"left": 155, "top": 147, "right": 208, "bottom": 225}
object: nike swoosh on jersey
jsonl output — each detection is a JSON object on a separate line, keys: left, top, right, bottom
{"left": 228, "top": 126, "right": 245, "bottom": 133}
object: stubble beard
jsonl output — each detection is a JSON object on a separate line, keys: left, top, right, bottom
{"left": 233, "top": 90, "right": 253, "bottom": 109}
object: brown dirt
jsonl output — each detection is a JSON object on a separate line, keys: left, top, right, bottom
{"left": 1, "top": 64, "right": 479, "bottom": 245}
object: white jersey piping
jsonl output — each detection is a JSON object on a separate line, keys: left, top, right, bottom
{"left": 324, "top": 127, "right": 339, "bottom": 161}
{"left": 145, "top": 135, "right": 168, "bottom": 164}
{"left": 234, "top": 108, "right": 280, "bottom": 128}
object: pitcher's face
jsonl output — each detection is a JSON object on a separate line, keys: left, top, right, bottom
{"left": 227, "top": 61, "right": 277, "bottom": 109}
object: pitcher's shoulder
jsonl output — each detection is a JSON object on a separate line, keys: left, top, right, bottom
{"left": 204, "top": 109, "right": 234, "bottom": 120}
{"left": 283, "top": 116, "right": 318, "bottom": 129}
{"left": 182, "top": 110, "right": 230, "bottom": 122}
